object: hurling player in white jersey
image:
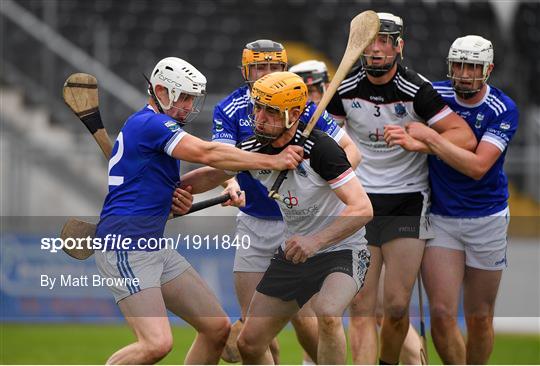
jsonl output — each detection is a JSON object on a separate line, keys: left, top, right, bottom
{"left": 179, "top": 71, "right": 372, "bottom": 364}
{"left": 201, "top": 40, "right": 360, "bottom": 365}
{"left": 386, "top": 35, "right": 519, "bottom": 364}
{"left": 94, "top": 57, "right": 304, "bottom": 365}
{"left": 291, "top": 59, "right": 426, "bottom": 364}
{"left": 327, "top": 12, "right": 477, "bottom": 365}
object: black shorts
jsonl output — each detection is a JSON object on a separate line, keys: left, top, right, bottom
{"left": 365, "top": 191, "right": 432, "bottom": 247}
{"left": 256, "top": 247, "right": 370, "bottom": 307}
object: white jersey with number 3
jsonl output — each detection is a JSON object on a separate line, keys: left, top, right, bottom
{"left": 327, "top": 64, "right": 452, "bottom": 194}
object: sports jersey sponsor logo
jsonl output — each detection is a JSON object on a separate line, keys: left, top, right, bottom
{"left": 369, "top": 96, "right": 384, "bottom": 103}
{"left": 214, "top": 119, "right": 224, "bottom": 132}
{"left": 213, "top": 132, "right": 234, "bottom": 140}
{"left": 475, "top": 113, "right": 484, "bottom": 129}
{"left": 283, "top": 204, "right": 320, "bottom": 219}
{"left": 283, "top": 190, "right": 299, "bottom": 209}
{"left": 500, "top": 121, "right": 511, "bottom": 130}
{"left": 351, "top": 99, "right": 362, "bottom": 109}
{"left": 164, "top": 120, "right": 180, "bottom": 132}
{"left": 368, "top": 128, "right": 385, "bottom": 142}
{"left": 239, "top": 118, "right": 252, "bottom": 127}
{"left": 394, "top": 103, "right": 407, "bottom": 117}
{"left": 258, "top": 169, "right": 272, "bottom": 175}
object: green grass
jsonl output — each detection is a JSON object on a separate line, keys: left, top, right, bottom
{"left": 1, "top": 323, "right": 539, "bottom": 364}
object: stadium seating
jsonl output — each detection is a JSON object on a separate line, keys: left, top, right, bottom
{"left": 3, "top": 0, "right": 536, "bottom": 131}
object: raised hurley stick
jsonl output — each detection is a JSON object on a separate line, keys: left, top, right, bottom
{"left": 268, "top": 10, "right": 379, "bottom": 201}
{"left": 63, "top": 73, "right": 114, "bottom": 158}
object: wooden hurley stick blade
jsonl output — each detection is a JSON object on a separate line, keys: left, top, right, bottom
{"left": 63, "top": 73, "right": 99, "bottom": 118}
{"left": 60, "top": 218, "right": 96, "bottom": 260}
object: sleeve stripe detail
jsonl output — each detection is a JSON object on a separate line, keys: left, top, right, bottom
{"left": 332, "top": 128, "right": 345, "bottom": 142}
{"left": 213, "top": 138, "right": 237, "bottom": 145}
{"left": 165, "top": 131, "right": 187, "bottom": 156}
{"left": 427, "top": 106, "right": 452, "bottom": 125}
{"left": 481, "top": 134, "right": 506, "bottom": 152}
{"left": 329, "top": 168, "right": 356, "bottom": 189}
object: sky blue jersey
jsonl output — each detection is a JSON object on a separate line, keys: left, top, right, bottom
{"left": 212, "top": 85, "right": 343, "bottom": 219}
{"left": 96, "top": 105, "right": 186, "bottom": 250}
{"left": 430, "top": 81, "right": 519, "bottom": 217}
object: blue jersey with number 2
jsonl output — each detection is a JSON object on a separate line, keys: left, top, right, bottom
{"left": 96, "top": 105, "right": 185, "bottom": 249}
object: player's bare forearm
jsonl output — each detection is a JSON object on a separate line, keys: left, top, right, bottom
{"left": 180, "top": 167, "right": 231, "bottom": 194}
{"left": 432, "top": 112, "right": 477, "bottom": 151}
{"left": 172, "top": 135, "right": 303, "bottom": 172}
{"left": 312, "top": 179, "right": 373, "bottom": 250}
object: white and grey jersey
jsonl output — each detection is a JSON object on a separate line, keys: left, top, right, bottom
{"left": 237, "top": 129, "right": 367, "bottom": 254}
{"left": 327, "top": 64, "right": 451, "bottom": 194}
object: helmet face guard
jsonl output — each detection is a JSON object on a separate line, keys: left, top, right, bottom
{"left": 165, "top": 92, "right": 207, "bottom": 125}
{"left": 361, "top": 13, "right": 403, "bottom": 77}
{"left": 447, "top": 35, "right": 494, "bottom": 99}
{"left": 249, "top": 102, "right": 289, "bottom": 145}
{"left": 241, "top": 40, "right": 288, "bottom": 85}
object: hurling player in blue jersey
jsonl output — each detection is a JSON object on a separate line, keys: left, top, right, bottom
{"left": 386, "top": 35, "right": 519, "bottom": 364}
{"left": 209, "top": 39, "right": 360, "bottom": 364}
{"left": 94, "top": 57, "right": 303, "bottom": 365}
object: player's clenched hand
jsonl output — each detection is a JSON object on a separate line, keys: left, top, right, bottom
{"left": 222, "top": 180, "right": 245, "bottom": 208}
{"left": 403, "top": 122, "right": 438, "bottom": 142}
{"left": 383, "top": 124, "right": 426, "bottom": 152}
{"left": 284, "top": 235, "right": 319, "bottom": 264}
{"left": 171, "top": 186, "right": 193, "bottom": 215}
{"left": 274, "top": 145, "right": 304, "bottom": 170}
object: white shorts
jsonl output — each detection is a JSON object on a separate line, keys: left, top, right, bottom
{"left": 233, "top": 212, "right": 286, "bottom": 272}
{"left": 95, "top": 248, "right": 191, "bottom": 302}
{"left": 427, "top": 207, "right": 510, "bottom": 270}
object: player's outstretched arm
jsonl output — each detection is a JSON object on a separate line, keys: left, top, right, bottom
{"left": 172, "top": 134, "right": 303, "bottom": 172}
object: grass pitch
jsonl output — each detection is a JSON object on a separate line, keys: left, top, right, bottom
{"left": 1, "top": 323, "right": 539, "bottom": 364}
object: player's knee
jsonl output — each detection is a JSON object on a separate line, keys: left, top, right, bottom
{"left": 203, "top": 316, "right": 231, "bottom": 347}
{"left": 430, "top": 302, "right": 455, "bottom": 320}
{"left": 384, "top": 303, "right": 408, "bottom": 321}
{"left": 430, "top": 305, "right": 457, "bottom": 332}
{"left": 237, "top": 332, "right": 266, "bottom": 359}
{"left": 349, "top": 292, "right": 377, "bottom": 315}
{"left": 317, "top": 316, "right": 342, "bottom": 335}
{"left": 466, "top": 315, "right": 493, "bottom": 333}
{"left": 144, "top": 334, "right": 173, "bottom": 362}
{"left": 290, "top": 312, "right": 315, "bottom": 330}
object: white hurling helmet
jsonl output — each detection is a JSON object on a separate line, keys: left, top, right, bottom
{"left": 150, "top": 57, "right": 207, "bottom": 124}
{"left": 447, "top": 35, "right": 494, "bottom": 96}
